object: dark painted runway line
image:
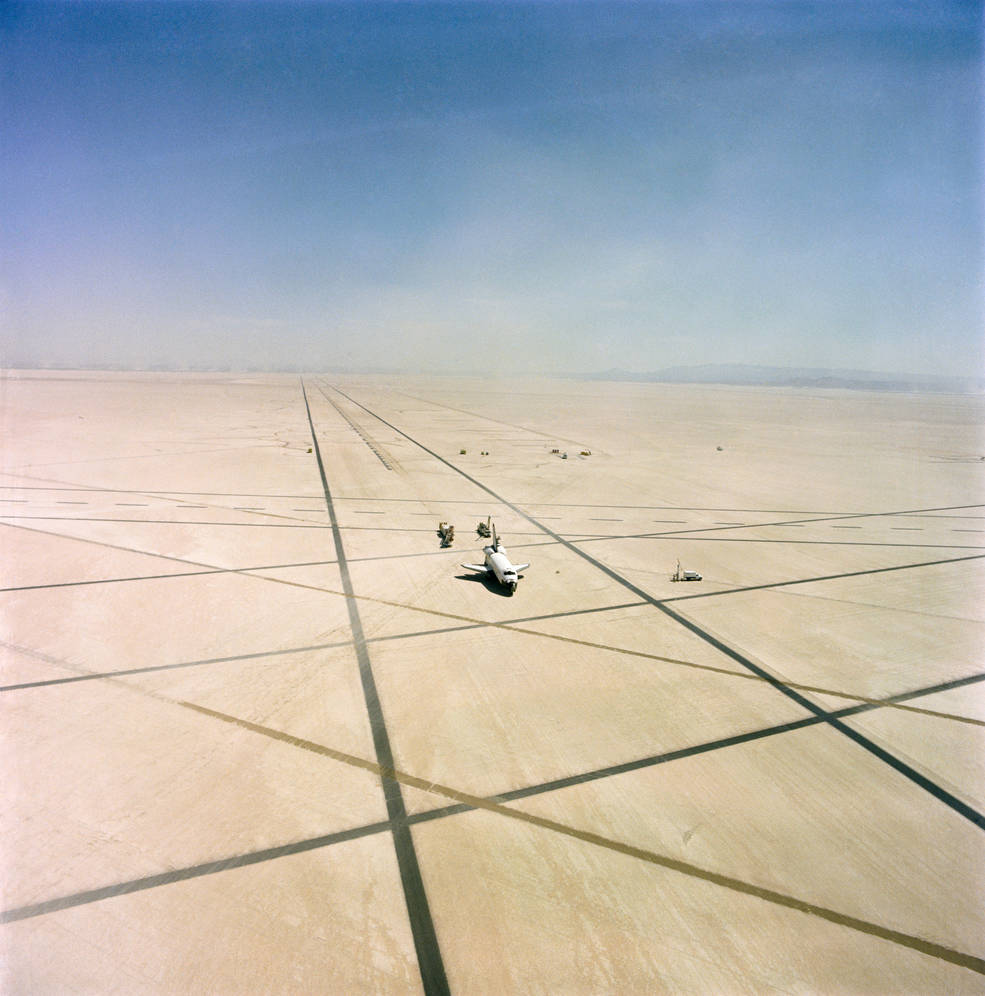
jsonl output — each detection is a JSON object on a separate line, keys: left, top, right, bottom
{"left": 0, "top": 818, "right": 394, "bottom": 924}
{"left": 498, "top": 717, "right": 825, "bottom": 802}
{"left": 900, "top": 513, "right": 985, "bottom": 520}
{"left": 56, "top": 500, "right": 87, "bottom": 504}
{"left": 891, "top": 527, "right": 923, "bottom": 531}
{"left": 590, "top": 517, "right": 623, "bottom": 522}
{"left": 0, "top": 635, "right": 364, "bottom": 692}
{"left": 385, "top": 387, "right": 582, "bottom": 445}
{"left": 10, "top": 677, "right": 985, "bottom": 975}
{"left": 7, "top": 460, "right": 976, "bottom": 824}
{"left": 338, "top": 525, "right": 548, "bottom": 535}
{"left": 0, "top": 515, "right": 334, "bottom": 528}
{"left": 953, "top": 529, "right": 985, "bottom": 533}
{"left": 318, "top": 387, "right": 395, "bottom": 470}
{"left": 659, "top": 600, "right": 985, "bottom": 832}
{"left": 471, "top": 671, "right": 985, "bottom": 810}
{"left": 302, "top": 380, "right": 448, "bottom": 996}
{"left": 8, "top": 486, "right": 973, "bottom": 516}
{"left": 653, "top": 519, "right": 687, "bottom": 523}
{"left": 0, "top": 601, "right": 647, "bottom": 693}
{"left": 2, "top": 513, "right": 980, "bottom": 719}
{"left": 589, "top": 503, "right": 985, "bottom": 544}
{"left": 328, "top": 383, "right": 985, "bottom": 833}
{"left": 574, "top": 532, "right": 985, "bottom": 551}
{"left": 117, "top": 503, "right": 149, "bottom": 507}
{"left": 355, "top": 510, "right": 386, "bottom": 515}
{"left": 395, "top": 501, "right": 978, "bottom": 516}
{"left": 339, "top": 525, "right": 475, "bottom": 533}
{"left": 1, "top": 568, "right": 227, "bottom": 595}
{"left": 2, "top": 514, "right": 478, "bottom": 535}
{"left": 910, "top": 505, "right": 985, "bottom": 522}
{"left": 7, "top": 590, "right": 981, "bottom": 729}
{"left": 0, "top": 521, "right": 290, "bottom": 589}
{"left": 0, "top": 486, "right": 322, "bottom": 499}
{"left": 663, "top": 553, "right": 985, "bottom": 604}
{"left": 412, "top": 511, "right": 495, "bottom": 517}
{"left": 335, "top": 496, "right": 506, "bottom": 506}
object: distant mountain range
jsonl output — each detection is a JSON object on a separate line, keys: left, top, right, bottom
{"left": 581, "top": 364, "right": 984, "bottom": 394}
{"left": 5, "top": 361, "right": 982, "bottom": 394}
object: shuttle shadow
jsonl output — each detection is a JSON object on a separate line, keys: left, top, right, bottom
{"left": 455, "top": 573, "right": 518, "bottom": 597}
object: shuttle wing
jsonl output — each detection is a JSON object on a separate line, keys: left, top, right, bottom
{"left": 513, "top": 563, "right": 530, "bottom": 572}
{"left": 461, "top": 563, "right": 490, "bottom": 573}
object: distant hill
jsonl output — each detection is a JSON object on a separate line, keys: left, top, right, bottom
{"left": 582, "top": 364, "right": 984, "bottom": 394}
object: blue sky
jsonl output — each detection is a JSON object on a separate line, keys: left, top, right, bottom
{"left": 2, "top": 1, "right": 981, "bottom": 374}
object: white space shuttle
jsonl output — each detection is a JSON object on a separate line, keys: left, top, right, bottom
{"left": 461, "top": 523, "right": 529, "bottom": 594}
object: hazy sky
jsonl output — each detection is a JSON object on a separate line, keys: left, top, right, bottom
{"left": 2, "top": 1, "right": 982, "bottom": 375}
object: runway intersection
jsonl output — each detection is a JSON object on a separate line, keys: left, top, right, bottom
{"left": 2, "top": 371, "right": 983, "bottom": 992}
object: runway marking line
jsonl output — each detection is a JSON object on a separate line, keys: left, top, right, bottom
{"left": 3, "top": 484, "right": 982, "bottom": 518}
{"left": 174, "top": 702, "right": 985, "bottom": 977}
{"left": 6, "top": 694, "right": 982, "bottom": 978}
{"left": 0, "top": 515, "right": 335, "bottom": 529}
{"left": 325, "top": 383, "right": 985, "bottom": 832}
{"left": 577, "top": 531, "right": 985, "bottom": 551}
{"left": 318, "top": 387, "right": 395, "bottom": 471}
{"left": 302, "top": 380, "right": 448, "bottom": 994}
{"left": 5, "top": 511, "right": 983, "bottom": 551}
{"left": 4, "top": 614, "right": 982, "bottom": 730}
{"left": 4, "top": 523, "right": 982, "bottom": 728}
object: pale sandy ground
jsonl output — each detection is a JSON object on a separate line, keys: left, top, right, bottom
{"left": 1, "top": 369, "right": 983, "bottom": 994}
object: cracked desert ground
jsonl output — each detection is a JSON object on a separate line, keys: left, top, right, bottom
{"left": 2, "top": 370, "right": 983, "bottom": 994}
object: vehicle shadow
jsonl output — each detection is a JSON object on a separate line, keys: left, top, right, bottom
{"left": 454, "top": 573, "right": 517, "bottom": 597}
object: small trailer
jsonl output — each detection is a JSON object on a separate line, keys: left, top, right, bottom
{"left": 672, "top": 560, "right": 702, "bottom": 582}
{"left": 438, "top": 522, "right": 455, "bottom": 547}
{"left": 476, "top": 516, "right": 492, "bottom": 538}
